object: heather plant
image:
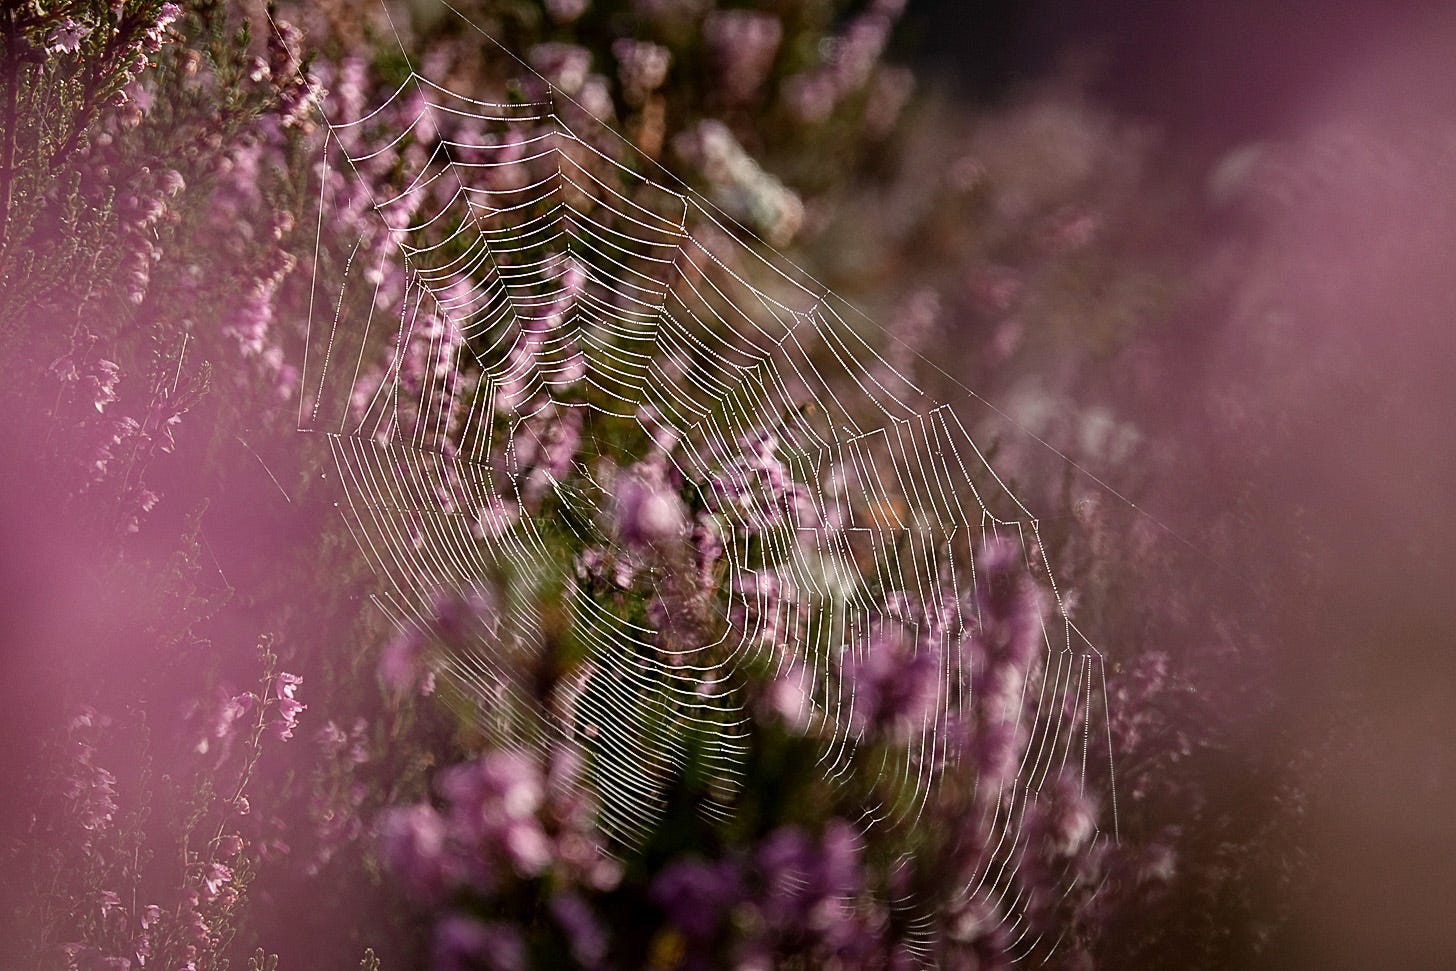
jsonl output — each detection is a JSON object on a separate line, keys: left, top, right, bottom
{"left": 14, "top": 641, "right": 305, "bottom": 971}
{"left": 0, "top": 2, "right": 418, "bottom": 965}
{"left": 375, "top": 536, "right": 1113, "bottom": 969}
{"left": 1, "top": 1, "right": 1297, "bottom": 969}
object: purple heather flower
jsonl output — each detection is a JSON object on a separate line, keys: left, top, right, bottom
{"left": 501, "top": 818, "right": 553, "bottom": 877}
{"left": 273, "top": 705, "right": 303, "bottom": 742}
{"left": 957, "top": 713, "right": 1022, "bottom": 791}
{"left": 274, "top": 671, "right": 302, "bottom": 700}
{"left": 433, "top": 915, "right": 502, "bottom": 971}
{"left": 49, "top": 352, "right": 81, "bottom": 385}
{"left": 380, "top": 802, "right": 452, "bottom": 903}
{"left": 472, "top": 493, "right": 520, "bottom": 539}
{"left": 1038, "top": 776, "right": 1098, "bottom": 857}
{"left": 973, "top": 538, "right": 1047, "bottom": 671}
{"left": 529, "top": 43, "right": 592, "bottom": 95}
{"left": 441, "top": 751, "right": 544, "bottom": 823}
{"left": 63, "top": 754, "right": 119, "bottom": 836}
{"left": 885, "top": 289, "right": 940, "bottom": 371}
{"left": 212, "top": 692, "right": 250, "bottom": 740}
{"left": 782, "top": 71, "right": 839, "bottom": 124}
{"left": 704, "top": 10, "right": 783, "bottom": 103}
{"left": 864, "top": 65, "right": 916, "bottom": 135}
{"left": 636, "top": 404, "right": 680, "bottom": 454}
{"left": 943, "top": 893, "right": 1007, "bottom": 950}
{"left": 45, "top": 20, "right": 91, "bottom": 54}
{"left": 652, "top": 857, "right": 744, "bottom": 941}
{"left": 507, "top": 406, "right": 584, "bottom": 508}
{"left": 812, "top": 820, "right": 862, "bottom": 898}
{"left": 764, "top": 664, "right": 814, "bottom": 730}
{"left": 123, "top": 81, "right": 156, "bottom": 118}
{"left": 691, "top": 514, "right": 723, "bottom": 584}
{"left": 279, "top": 72, "right": 324, "bottom": 128}
{"left": 840, "top": 623, "right": 940, "bottom": 741}
{"left": 83, "top": 359, "right": 123, "bottom": 413}
{"left": 610, "top": 460, "right": 685, "bottom": 550}
{"left": 317, "top": 719, "right": 348, "bottom": 753}
{"left": 159, "top": 168, "right": 186, "bottom": 197}
{"left": 545, "top": 0, "right": 589, "bottom": 23}
{"left": 267, "top": 18, "right": 302, "bottom": 76}
{"left": 379, "top": 626, "right": 428, "bottom": 695}
{"left": 224, "top": 283, "right": 277, "bottom": 358}
{"left": 550, "top": 893, "right": 608, "bottom": 968}
{"left": 613, "top": 38, "right": 671, "bottom": 101}
{"left": 201, "top": 862, "right": 233, "bottom": 898}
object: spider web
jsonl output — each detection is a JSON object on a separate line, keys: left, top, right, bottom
{"left": 291, "top": 8, "right": 1118, "bottom": 963}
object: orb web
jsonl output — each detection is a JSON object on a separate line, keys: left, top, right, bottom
{"left": 293, "top": 10, "right": 1118, "bottom": 963}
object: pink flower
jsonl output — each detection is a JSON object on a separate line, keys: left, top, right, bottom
{"left": 159, "top": 169, "right": 186, "bottom": 197}
{"left": 45, "top": 20, "right": 91, "bottom": 54}
{"left": 96, "top": 889, "right": 122, "bottom": 918}
{"left": 610, "top": 460, "right": 685, "bottom": 550}
{"left": 274, "top": 671, "right": 302, "bottom": 700}
{"left": 202, "top": 861, "right": 233, "bottom": 898}
{"left": 380, "top": 803, "right": 452, "bottom": 903}
{"left": 273, "top": 696, "right": 305, "bottom": 740}
{"left": 212, "top": 692, "right": 250, "bottom": 740}
{"left": 378, "top": 627, "right": 427, "bottom": 695}
{"left": 544, "top": 0, "right": 588, "bottom": 24}
{"left": 765, "top": 665, "right": 814, "bottom": 730}
{"left": 704, "top": 11, "right": 782, "bottom": 103}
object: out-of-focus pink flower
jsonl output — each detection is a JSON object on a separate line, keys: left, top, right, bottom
{"left": 544, "top": 0, "right": 589, "bottom": 24}
{"left": 703, "top": 10, "right": 782, "bottom": 103}
{"left": 765, "top": 664, "right": 814, "bottom": 730}
{"left": 434, "top": 915, "right": 523, "bottom": 971}
{"left": 380, "top": 802, "right": 451, "bottom": 903}
{"left": 652, "top": 857, "right": 744, "bottom": 942}
{"left": 378, "top": 626, "right": 428, "bottom": 695}
{"left": 613, "top": 38, "right": 671, "bottom": 103}
{"left": 610, "top": 460, "right": 685, "bottom": 550}
{"left": 212, "top": 692, "right": 250, "bottom": 742}
{"left": 550, "top": 893, "right": 608, "bottom": 967}
{"left": 317, "top": 719, "right": 348, "bottom": 754}
{"left": 839, "top": 622, "right": 940, "bottom": 741}
{"left": 529, "top": 43, "right": 592, "bottom": 95}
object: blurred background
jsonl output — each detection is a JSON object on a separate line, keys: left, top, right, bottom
{"left": 904, "top": 1, "right": 1456, "bottom": 966}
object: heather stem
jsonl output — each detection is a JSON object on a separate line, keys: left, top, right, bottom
{"left": 0, "top": 3, "right": 20, "bottom": 265}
